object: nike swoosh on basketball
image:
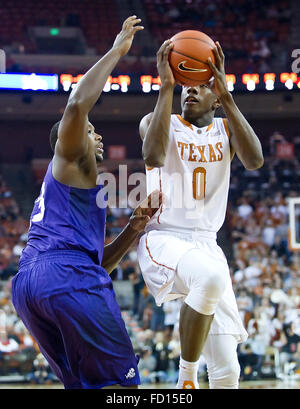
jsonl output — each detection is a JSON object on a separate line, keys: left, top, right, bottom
{"left": 178, "top": 61, "right": 207, "bottom": 72}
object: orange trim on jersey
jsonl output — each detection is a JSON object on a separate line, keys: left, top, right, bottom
{"left": 176, "top": 115, "right": 193, "bottom": 130}
{"left": 223, "top": 118, "right": 231, "bottom": 139}
{"left": 206, "top": 123, "right": 213, "bottom": 132}
{"left": 176, "top": 114, "right": 213, "bottom": 133}
{"left": 157, "top": 168, "right": 163, "bottom": 223}
{"left": 145, "top": 233, "right": 176, "bottom": 272}
{"left": 145, "top": 166, "right": 154, "bottom": 171}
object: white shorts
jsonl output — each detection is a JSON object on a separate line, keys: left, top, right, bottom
{"left": 137, "top": 229, "right": 248, "bottom": 343}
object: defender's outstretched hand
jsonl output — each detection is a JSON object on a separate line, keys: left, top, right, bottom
{"left": 112, "top": 15, "right": 144, "bottom": 57}
{"left": 129, "top": 190, "right": 163, "bottom": 232}
{"left": 207, "top": 42, "right": 229, "bottom": 99}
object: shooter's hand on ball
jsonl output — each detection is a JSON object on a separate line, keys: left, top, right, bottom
{"left": 156, "top": 40, "right": 176, "bottom": 88}
{"left": 207, "top": 42, "right": 229, "bottom": 99}
{"left": 112, "top": 15, "right": 144, "bottom": 57}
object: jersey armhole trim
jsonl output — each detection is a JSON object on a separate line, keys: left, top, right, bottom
{"left": 222, "top": 118, "right": 231, "bottom": 139}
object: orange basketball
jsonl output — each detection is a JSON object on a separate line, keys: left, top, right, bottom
{"left": 168, "top": 30, "right": 216, "bottom": 87}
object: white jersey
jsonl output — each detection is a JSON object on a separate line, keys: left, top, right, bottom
{"left": 145, "top": 114, "right": 231, "bottom": 234}
{"left": 139, "top": 114, "right": 247, "bottom": 342}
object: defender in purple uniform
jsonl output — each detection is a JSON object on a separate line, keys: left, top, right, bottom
{"left": 11, "top": 17, "right": 158, "bottom": 389}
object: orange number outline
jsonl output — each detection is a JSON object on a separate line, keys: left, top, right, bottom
{"left": 192, "top": 167, "right": 206, "bottom": 200}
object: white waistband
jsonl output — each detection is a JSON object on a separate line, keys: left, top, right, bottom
{"left": 145, "top": 226, "right": 217, "bottom": 241}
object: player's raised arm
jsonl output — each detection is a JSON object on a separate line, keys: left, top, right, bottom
{"left": 141, "top": 40, "right": 176, "bottom": 168}
{"left": 207, "top": 42, "right": 264, "bottom": 170}
{"left": 56, "top": 16, "right": 144, "bottom": 161}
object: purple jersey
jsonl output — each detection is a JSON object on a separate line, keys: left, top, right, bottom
{"left": 21, "top": 160, "right": 106, "bottom": 265}
{"left": 13, "top": 161, "right": 140, "bottom": 388}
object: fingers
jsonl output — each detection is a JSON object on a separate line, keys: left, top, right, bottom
{"left": 133, "top": 215, "right": 151, "bottom": 223}
{"left": 130, "top": 193, "right": 162, "bottom": 232}
{"left": 212, "top": 48, "right": 221, "bottom": 70}
{"left": 157, "top": 39, "right": 174, "bottom": 63}
{"left": 123, "top": 15, "right": 144, "bottom": 32}
{"left": 130, "top": 215, "right": 151, "bottom": 233}
{"left": 123, "top": 15, "right": 139, "bottom": 27}
{"left": 216, "top": 41, "right": 225, "bottom": 61}
{"left": 207, "top": 56, "right": 218, "bottom": 75}
{"left": 136, "top": 190, "right": 162, "bottom": 218}
{"left": 133, "top": 25, "right": 144, "bottom": 34}
{"left": 157, "top": 39, "right": 171, "bottom": 54}
{"left": 146, "top": 189, "right": 162, "bottom": 211}
{"left": 211, "top": 41, "right": 225, "bottom": 70}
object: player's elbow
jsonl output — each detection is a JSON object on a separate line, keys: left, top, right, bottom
{"left": 67, "top": 96, "right": 88, "bottom": 115}
{"left": 142, "top": 147, "right": 165, "bottom": 168}
{"left": 143, "top": 154, "right": 165, "bottom": 168}
{"left": 145, "top": 159, "right": 165, "bottom": 168}
{"left": 244, "top": 155, "right": 264, "bottom": 170}
{"left": 241, "top": 144, "right": 264, "bottom": 170}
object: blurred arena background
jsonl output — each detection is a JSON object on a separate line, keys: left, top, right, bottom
{"left": 0, "top": 0, "right": 300, "bottom": 389}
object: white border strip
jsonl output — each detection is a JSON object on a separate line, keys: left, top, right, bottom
{"left": 289, "top": 197, "right": 300, "bottom": 250}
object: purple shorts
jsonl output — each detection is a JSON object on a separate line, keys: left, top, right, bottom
{"left": 12, "top": 250, "right": 140, "bottom": 389}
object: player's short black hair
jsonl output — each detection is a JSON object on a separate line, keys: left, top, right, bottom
{"left": 49, "top": 121, "right": 61, "bottom": 152}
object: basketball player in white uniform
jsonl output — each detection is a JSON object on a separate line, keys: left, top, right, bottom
{"left": 137, "top": 40, "right": 264, "bottom": 389}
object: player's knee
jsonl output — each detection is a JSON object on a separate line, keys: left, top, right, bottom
{"left": 177, "top": 249, "right": 228, "bottom": 315}
{"left": 185, "top": 270, "right": 227, "bottom": 315}
{"left": 195, "top": 268, "right": 227, "bottom": 304}
{"left": 201, "top": 270, "right": 227, "bottom": 299}
{"left": 188, "top": 251, "right": 228, "bottom": 298}
{"left": 209, "top": 360, "right": 240, "bottom": 389}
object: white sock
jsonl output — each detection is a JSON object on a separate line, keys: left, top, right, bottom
{"left": 176, "top": 357, "right": 200, "bottom": 389}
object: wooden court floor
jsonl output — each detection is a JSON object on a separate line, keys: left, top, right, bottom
{"left": 0, "top": 379, "right": 299, "bottom": 389}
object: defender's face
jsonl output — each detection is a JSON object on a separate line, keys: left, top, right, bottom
{"left": 88, "top": 122, "right": 104, "bottom": 162}
{"left": 181, "top": 84, "right": 217, "bottom": 118}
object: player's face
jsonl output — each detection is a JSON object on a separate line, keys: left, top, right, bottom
{"left": 181, "top": 84, "right": 217, "bottom": 119}
{"left": 88, "top": 122, "right": 104, "bottom": 162}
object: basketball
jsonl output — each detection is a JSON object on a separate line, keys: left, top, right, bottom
{"left": 168, "top": 30, "right": 216, "bottom": 87}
